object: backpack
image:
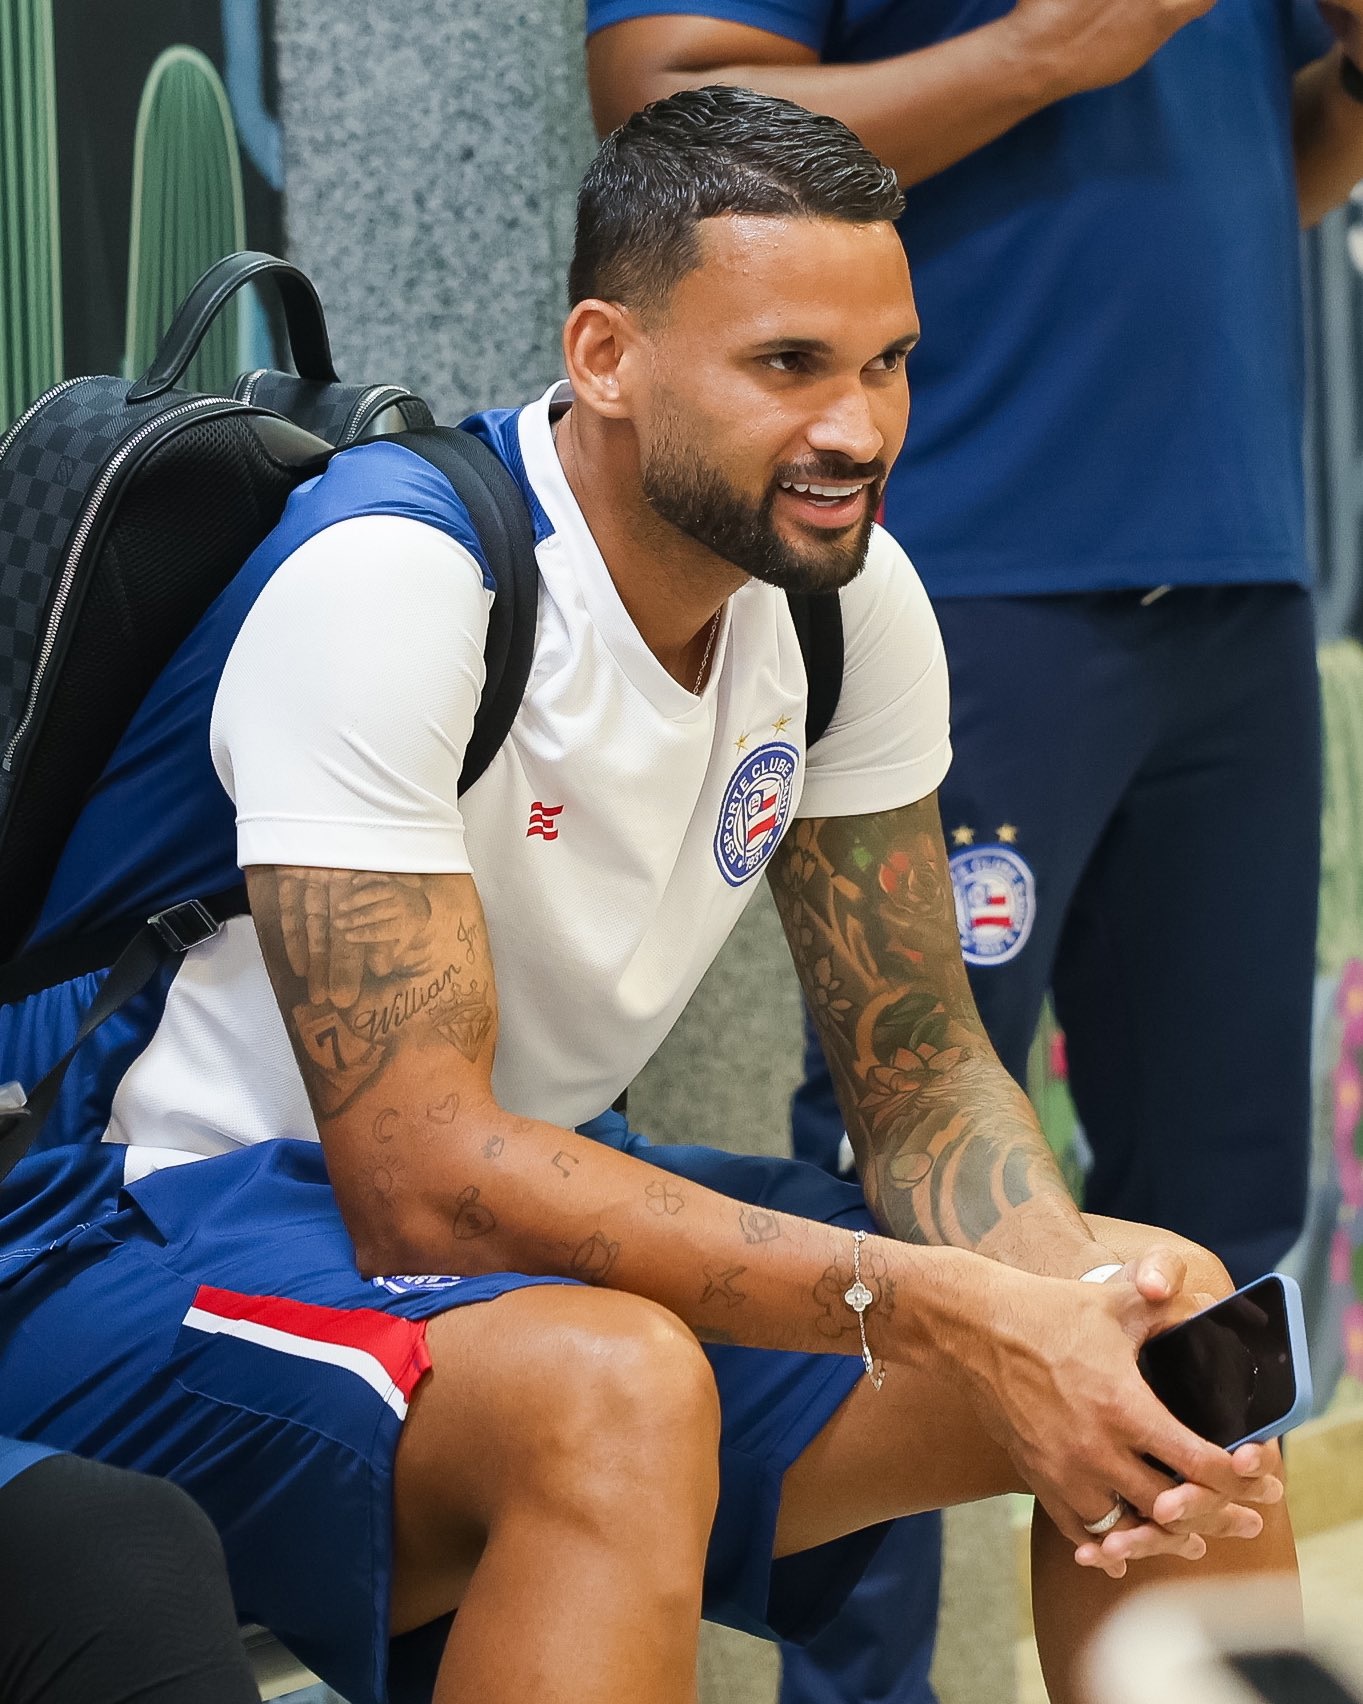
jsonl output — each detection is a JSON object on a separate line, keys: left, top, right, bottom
{"left": 0, "top": 251, "right": 843, "bottom": 1178}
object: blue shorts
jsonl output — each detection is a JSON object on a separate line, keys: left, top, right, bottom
{"left": 0, "top": 1122, "right": 878, "bottom": 1704}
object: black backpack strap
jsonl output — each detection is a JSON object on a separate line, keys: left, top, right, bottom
{"left": 786, "top": 590, "right": 845, "bottom": 748}
{"left": 0, "top": 886, "right": 248, "bottom": 1182}
{"left": 387, "top": 426, "right": 540, "bottom": 794}
{"left": 0, "top": 428, "right": 539, "bottom": 1177}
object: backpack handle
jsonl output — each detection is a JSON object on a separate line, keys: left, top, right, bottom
{"left": 127, "top": 251, "right": 339, "bottom": 403}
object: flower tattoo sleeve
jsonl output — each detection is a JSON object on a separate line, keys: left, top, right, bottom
{"left": 767, "top": 795, "right": 1084, "bottom": 1256}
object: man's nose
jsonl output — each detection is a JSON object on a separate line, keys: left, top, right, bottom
{"left": 805, "top": 382, "right": 884, "bottom": 466}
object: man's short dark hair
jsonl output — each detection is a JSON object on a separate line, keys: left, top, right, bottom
{"left": 569, "top": 86, "right": 904, "bottom": 312}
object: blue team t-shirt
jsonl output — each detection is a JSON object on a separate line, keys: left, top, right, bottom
{"left": 587, "top": 0, "right": 1330, "bottom": 596}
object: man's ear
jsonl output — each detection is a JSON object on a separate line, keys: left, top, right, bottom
{"left": 562, "top": 299, "right": 645, "bottom": 420}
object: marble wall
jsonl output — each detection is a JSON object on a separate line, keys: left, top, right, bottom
{"left": 276, "top": 0, "right": 595, "bottom": 419}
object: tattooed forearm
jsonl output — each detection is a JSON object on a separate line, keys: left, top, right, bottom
{"left": 553, "top": 1151, "right": 579, "bottom": 1177}
{"left": 247, "top": 865, "right": 499, "bottom": 1119}
{"left": 739, "top": 1206, "right": 781, "bottom": 1244}
{"left": 645, "top": 1180, "right": 685, "bottom": 1215}
{"left": 571, "top": 1231, "right": 622, "bottom": 1281}
{"left": 701, "top": 1266, "right": 748, "bottom": 1307}
{"left": 452, "top": 1185, "right": 497, "bottom": 1238}
{"left": 768, "top": 798, "right": 1085, "bottom": 1259}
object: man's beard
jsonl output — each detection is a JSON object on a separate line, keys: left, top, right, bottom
{"left": 640, "top": 427, "right": 881, "bottom": 596}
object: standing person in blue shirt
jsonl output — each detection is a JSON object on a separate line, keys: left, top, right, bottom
{"left": 587, "top": 8, "right": 1363, "bottom": 1704}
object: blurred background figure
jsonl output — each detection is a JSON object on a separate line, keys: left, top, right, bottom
{"left": 586, "top": 4, "right": 1363, "bottom": 1702}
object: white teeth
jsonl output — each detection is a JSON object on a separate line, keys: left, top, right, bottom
{"left": 780, "top": 481, "right": 860, "bottom": 498}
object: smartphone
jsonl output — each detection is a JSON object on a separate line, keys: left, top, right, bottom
{"left": 1136, "top": 1272, "right": 1313, "bottom": 1451}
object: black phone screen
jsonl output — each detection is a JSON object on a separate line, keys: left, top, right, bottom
{"left": 1136, "top": 1276, "right": 1295, "bottom": 1448}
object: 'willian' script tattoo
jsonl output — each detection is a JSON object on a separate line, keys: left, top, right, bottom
{"left": 247, "top": 866, "right": 498, "bottom": 1120}
{"left": 767, "top": 800, "right": 1081, "bottom": 1254}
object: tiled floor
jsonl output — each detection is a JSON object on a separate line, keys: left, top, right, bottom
{"left": 1018, "top": 1517, "right": 1363, "bottom": 1703}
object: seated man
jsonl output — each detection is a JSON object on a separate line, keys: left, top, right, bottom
{"left": 0, "top": 87, "right": 1292, "bottom": 1704}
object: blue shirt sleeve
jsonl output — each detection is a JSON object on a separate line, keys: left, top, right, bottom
{"left": 585, "top": 0, "right": 834, "bottom": 53}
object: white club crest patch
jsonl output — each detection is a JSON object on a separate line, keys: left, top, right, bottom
{"left": 371, "top": 1274, "right": 464, "bottom": 1295}
{"left": 713, "top": 741, "right": 799, "bottom": 887}
{"left": 950, "top": 844, "right": 1036, "bottom": 966}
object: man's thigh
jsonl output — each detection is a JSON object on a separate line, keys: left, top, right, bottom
{"left": 0, "top": 1141, "right": 569, "bottom": 1704}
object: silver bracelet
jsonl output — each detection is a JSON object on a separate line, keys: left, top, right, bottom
{"left": 845, "top": 1230, "right": 885, "bottom": 1390}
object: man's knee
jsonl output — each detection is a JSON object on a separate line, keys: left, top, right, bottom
{"left": 406, "top": 1288, "right": 722, "bottom": 1533}
{"left": 489, "top": 1289, "right": 721, "bottom": 1511}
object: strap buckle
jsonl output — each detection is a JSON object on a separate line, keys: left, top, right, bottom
{"left": 0, "top": 1081, "right": 29, "bottom": 1143}
{"left": 147, "top": 900, "right": 223, "bottom": 954}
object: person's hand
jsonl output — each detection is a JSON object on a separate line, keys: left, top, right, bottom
{"left": 277, "top": 868, "right": 436, "bottom": 1010}
{"left": 1005, "top": 0, "right": 1218, "bottom": 101}
{"left": 938, "top": 1255, "right": 1283, "bottom": 1578}
{"left": 1319, "top": 1, "right": 1363, "bottom": 74}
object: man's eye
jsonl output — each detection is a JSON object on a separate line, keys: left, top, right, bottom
{"left": 868, "top": 350, "right": 906, "bottom": 373}
{"left": 763, "top": 351, "right": 807, "bottom": 374}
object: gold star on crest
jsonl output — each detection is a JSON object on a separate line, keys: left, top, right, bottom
{"left": 997, "top": 824, "right": 1019, "bottom": 844}
{"left": 951, "top": 826, "right": 975, "bottom": 847}
{"left": 734, "top": 731, "right": 749, "bottom": 754}
{"left": 772, "top": 714, "right": 792, "bottom": 734}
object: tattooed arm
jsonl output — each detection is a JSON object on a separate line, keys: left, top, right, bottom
{"left": 767, "top": 794, "right": 1117, "bottom": 1276}
{"left": 244, "top": 859, "right": 1272, "bottom": 1562}
{"left": 245, "top": 860, "right": 980, "bottom": 1358}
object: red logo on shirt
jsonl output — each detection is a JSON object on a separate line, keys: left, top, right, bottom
{"left": 526, "top": 802, "right": 563, "bottom": 841}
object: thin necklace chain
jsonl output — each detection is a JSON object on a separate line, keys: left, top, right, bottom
{"left": 693, "top": 609, "right": 721, "bottom": 694}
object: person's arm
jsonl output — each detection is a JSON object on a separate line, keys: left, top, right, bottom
{"left": 1294, "top": 36, "right": 1363, "bottom": 227}
{"left": 586, "top": 2, "right": 1215, "bottom": 187}
{"left": 243, "top": 859, "right": 1281, "bottom": 1564}
{"left": 766, "top": 792, "right": 1114, "bottom": 1278}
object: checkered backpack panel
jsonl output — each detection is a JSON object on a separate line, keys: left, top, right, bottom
{"left": 0, "top": 380, "right": 182, "bottom": 750}
{"left": 0, "top": 373, "right": 328, "bottom": 959}
{"left": 234, "top": 370, "right": 435, "bottom": 447}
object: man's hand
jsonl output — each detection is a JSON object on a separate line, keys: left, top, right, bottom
{"left": 1004, "top": 0, "right": 1217, "bottom": 102}
{"left": 924, "top": 1252, "right": 1283, "bottom": 1577}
